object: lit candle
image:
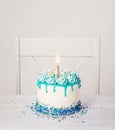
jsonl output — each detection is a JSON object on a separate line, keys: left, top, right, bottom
{"left": 56, "top": 55, "right": 60, "bottom": 76}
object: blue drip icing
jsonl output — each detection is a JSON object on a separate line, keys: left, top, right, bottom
{"left": 37, "top": 84, "right": 41, "bottom": 89}
{"left": 78, "top": 84, "right": 81, "bottom": 89}
{"left": 37, "top": 81, "right": 80, "bottom": 97}
{"left": 53, "top": 86, "right": 56, "bottom": 92}
{"left": 63, "top": 85, "right": 67, "bottom": 97}
{"left": 45, "top": 85, "right": 48, "bottom": 93}
{"left": 71, "top": 85, "right": 74, "bottom": 91}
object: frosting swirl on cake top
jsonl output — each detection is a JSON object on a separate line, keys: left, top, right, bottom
{"left": 37, "top": 70, "right": 81, "bottom": 87}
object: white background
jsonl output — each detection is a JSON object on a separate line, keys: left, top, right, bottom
{"left": 0, "top": 0, "right": 115, "bottom": 95}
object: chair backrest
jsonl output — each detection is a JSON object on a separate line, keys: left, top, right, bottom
{"left": 15, "top": 37, "right": 100, "bottom": 95}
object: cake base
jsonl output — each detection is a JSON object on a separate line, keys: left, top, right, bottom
{"left": 34, "top": 100, "right": 82, "bottom": 117}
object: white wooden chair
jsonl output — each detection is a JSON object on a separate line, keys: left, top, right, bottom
{"left": 15, "top": 37, "right": 100, "bottom": 95}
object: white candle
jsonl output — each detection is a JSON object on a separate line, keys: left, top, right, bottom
{"left": 56, "top": 55, "right": 60, "bottom": 76}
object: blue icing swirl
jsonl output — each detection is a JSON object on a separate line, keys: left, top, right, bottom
{"left": 46, "top": 74, "right": 56, "bottom": 84}
{"left": 37, "top": 71, "right": 47, "bottom": 82}
{"left": 67, "top": 72, "right": 78, "bottom": 84}
{"left": 37, "top": 69, "right": 81, "bottom": 96}
{"left": 56, "top": 75, "right": 68, "bottom": 85}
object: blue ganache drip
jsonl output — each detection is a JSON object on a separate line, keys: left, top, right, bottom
{"left": 37, "top": 69, "right": 81, "bottom": 97}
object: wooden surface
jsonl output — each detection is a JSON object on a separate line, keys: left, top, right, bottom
{"left": 0, "top": 95, "right": 115, "bottom": 130}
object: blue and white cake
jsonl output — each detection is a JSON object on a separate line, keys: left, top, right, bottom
{"left": 35, "top": 69, "right": 82, "bottom": 117}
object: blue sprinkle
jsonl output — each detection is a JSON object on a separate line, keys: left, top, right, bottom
{"left": 29, "top": 100, "right": 82, "bottom": 117}
{"left": 30, "top": 106, "right": 34, "bottom": 109}
{"left": 27, "top": 99, "right": 90, "bottom": 121}
{"left": 81, "top": 120, "right": 85, "bottom": 123}
{"left": 22, "top": 111, "right": 25, "bottom": 114}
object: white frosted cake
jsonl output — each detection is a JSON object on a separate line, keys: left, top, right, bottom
{"left": 35, "top": 70, "right": 82, "bottom": 116}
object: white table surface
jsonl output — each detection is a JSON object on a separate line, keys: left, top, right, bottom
{"left": 0, "top": 95, "right": 115, "bottom": 130}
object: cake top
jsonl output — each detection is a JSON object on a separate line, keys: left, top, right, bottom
{"left": 37, "top": 69, "right": 81, "bottom": 88}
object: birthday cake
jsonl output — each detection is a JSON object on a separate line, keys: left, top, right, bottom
{"left": 35, "top": 69, "right": 82, "bottom": 117}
